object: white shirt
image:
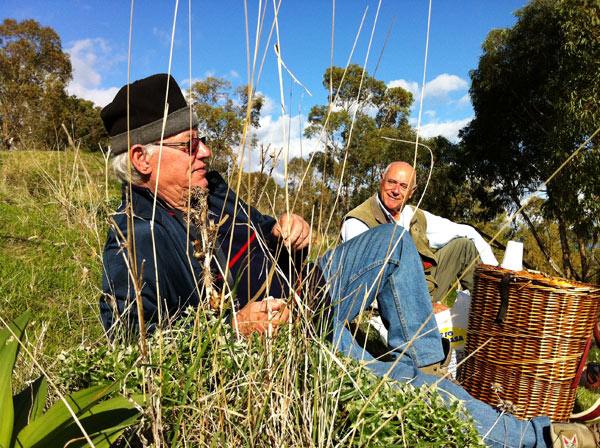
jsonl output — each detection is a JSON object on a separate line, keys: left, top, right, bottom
{"left": 341, "top": 196, "right": 499, "bottom": 266}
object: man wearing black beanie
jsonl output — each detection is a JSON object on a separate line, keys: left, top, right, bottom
{"left": 100, "top": 73, "right": 309, "bottom": 337}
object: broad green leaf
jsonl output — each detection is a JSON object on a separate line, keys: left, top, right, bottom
{"left": 0, "top": 311, "right": 31, "bottom": 448}
{"left": 59, "top": 394, "right": 144, "bottom": 448}
{"left": 83, "top": 427, "right": 129, "bottom": 448}
{"left": 19, "top": 394, "right": 144, "bottom": 448}
{"left": 12, "top": 376, "right": 48, "bottom": 439}
{"left": 0, "top": 312, "right": 31, "bottom": 348}
{"left": 15, "top": 382, "right": 121, "bottom": 447}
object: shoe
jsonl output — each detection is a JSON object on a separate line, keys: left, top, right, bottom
{"left": 420, "top": 338, "right": 453, "bottom": 378}
{"left": 550, "top": 422, "right": 600, "bottom": 447}
{"left": 579, "top": 363, "right": 600, "bottom": 392}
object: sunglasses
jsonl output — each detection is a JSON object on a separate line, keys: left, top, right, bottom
{"left": 153, "top": 136, "right": 207, "bottom": 156}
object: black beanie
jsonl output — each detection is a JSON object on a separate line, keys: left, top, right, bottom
{"left": 101, "top": 74, "right": 199, "bottom": 155}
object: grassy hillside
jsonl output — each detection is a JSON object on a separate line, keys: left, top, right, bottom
{"left": 3, "top": 149, "right": 600, "bottom": 447}
{"left": 0, "top": 150, "right": 120, "bottom": 367}
{"left": 0, "top": 149, "right": 484, "bottom": 446}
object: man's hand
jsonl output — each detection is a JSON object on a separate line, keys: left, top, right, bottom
{"left": 271, "top": 213, "right": 311, "bottom": 251}
{"left": 234, "top": 299, "right": 290, "bottom": 337}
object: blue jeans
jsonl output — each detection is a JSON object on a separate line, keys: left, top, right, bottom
{"left": 318, "top": 224, "right": 551, "bottom": 447}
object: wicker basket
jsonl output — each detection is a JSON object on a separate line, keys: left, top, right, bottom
{"left": 458, "top": 265, "right": 600, "bottom": 421}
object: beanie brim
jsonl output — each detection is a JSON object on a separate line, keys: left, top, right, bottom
{"left": 109, "top": 106, "right": 199, "bottom": 155}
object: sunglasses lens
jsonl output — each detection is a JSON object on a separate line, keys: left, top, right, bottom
{"left": 189, "top": 138, "right": 200, "bottom": 156}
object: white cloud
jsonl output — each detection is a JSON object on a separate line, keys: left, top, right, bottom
{"left": 258, "top": 92, "right": 275, "bottom": 115}
{"left": 388, "top": 74, "right": 469, "bottom": 103}
{"left": 65, "top": 38, "right": 122, "bottom": 107}
{"left": 388, "top": 79, "right": 419, "bottom": 97}
{"left": 241, "top": 113, "right": 321, "bottom": 184}
{"left": 68, "top": 84, "right": 120, "bottom": 108}
{"left": 425, "top": 74, "right": 468, "bottom": 98}
{"left": 229, "top": 70, "right": 240, "bottom": 79}
{"left": 424, "top": 110, "right": 436, "bottom": 118}
{"left": 457, "top": 93, "right": 471, "bottom": 108}
{"left": 416, "top": 117, "right": 471, "bottom": 142}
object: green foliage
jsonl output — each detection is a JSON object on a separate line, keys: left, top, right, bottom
{"left": 458, "top": 0, "right": 600, "bottom": 282}
{"left": 573, "top": 347, "right": 600, "bottom": 414}
{"left": 339, "top": 378, "right": 483, "bottom": 447}
{"left": 304, "top": 64, "right": 416, "bottom": 216}
{"left": 62, "top": 95, "right": 110, "bottom": 151}
{"left": 0, "top": 312, "right": 143, "bottom": 448}
{"left": 55, "top": 309, "right": 484, "bottom": 447}
{"left": 0, "top": 312, "right": 29, "bottom": 448}
{"left": 0, "top": 18, "right": 107, "bottom": 152}
{"left": 0, "top": 18, "right": 71, "bottom": 150}
{"left": 189, "top": 77, "right": 264, "bottom": 174}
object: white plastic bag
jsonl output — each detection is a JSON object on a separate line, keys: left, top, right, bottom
{"left": 435, "top": 290, "right": 471, "bottom": 377}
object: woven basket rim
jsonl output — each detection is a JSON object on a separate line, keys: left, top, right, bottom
{"left": 476, "top": 264, "right": 600, "bottom": 292}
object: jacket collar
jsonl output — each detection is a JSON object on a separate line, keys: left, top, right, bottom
{"left": 120, "top": 184, "right": 174, "bottom": 221}
{"left": 370, "top": 193, "right": 390, "bottom": 225}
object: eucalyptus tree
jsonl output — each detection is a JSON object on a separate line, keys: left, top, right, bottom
{"left": 304, "top": 64, "right": 414, "bottom": 214}
{"left": 188, "top": 77, "right": 263, "bottom": 175}
{"left": 458, "top": 0, "right": 600, "bottom": 281}
{"left": 0, "top": 18, "right": 72, "bottom": 150}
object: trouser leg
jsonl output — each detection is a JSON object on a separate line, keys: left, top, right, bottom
{"left": 367, "top": 359, "right": 551, "bottom": 447}
{"left": 431, "top": 237, "right": 479, "bottom": 302}
{"left": 318, "top": 227, "right": 550, "bottom": 447}
{"left": 318, "top": 223, "right": 444, "bottom": 368}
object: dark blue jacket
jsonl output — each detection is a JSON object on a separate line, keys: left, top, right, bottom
{"left": 100, "top": 171, "right": 286, "bottom": 336}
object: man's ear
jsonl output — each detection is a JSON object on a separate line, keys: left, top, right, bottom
{"left": 130, "top": 145, "right": 152, "bottom": 175}
{"left": 407, "top": 184, "right": 418, "bottom": 200}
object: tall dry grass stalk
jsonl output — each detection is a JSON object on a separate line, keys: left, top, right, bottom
{"left": 9, "top": 1, "right": 599, "bottom": 446}
{"left": 98, "top": 1, "right": 481, "bottom": 446}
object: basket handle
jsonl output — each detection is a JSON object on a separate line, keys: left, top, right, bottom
{"left": 495, "top": 273, "right": 513, "bottom": 324}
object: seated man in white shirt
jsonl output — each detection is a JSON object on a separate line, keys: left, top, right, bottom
{"left": 341, "top": 161, "right": 498, "bottom": 308}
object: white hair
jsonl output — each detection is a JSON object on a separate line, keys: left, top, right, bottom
{"left": 111, "top": 145, "right": 159, "bottom": 185}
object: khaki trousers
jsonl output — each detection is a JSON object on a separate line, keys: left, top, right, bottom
{"left": 430, "top": 237, "right": 479, "bottom": 303}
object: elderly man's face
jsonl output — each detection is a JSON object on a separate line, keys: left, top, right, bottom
{"left": 147, "top": 129, "right": 211, "bottom": 208}
{"left": 379, "top": 163, "right": 416, "bottom": 218}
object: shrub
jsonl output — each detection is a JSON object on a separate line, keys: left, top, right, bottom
{"left": 57, "top": 308, "right": 484, "bottom": 447}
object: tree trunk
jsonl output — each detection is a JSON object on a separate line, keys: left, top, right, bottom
{"left": 576, "top": 234, "right": 589, "bottom": 282}
{"left": 557, "top": 215, "right": 575, "bottom": 280}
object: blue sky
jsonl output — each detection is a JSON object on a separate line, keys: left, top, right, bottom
{"left": 3, "top": 0, "right": 527, "bottom": 177}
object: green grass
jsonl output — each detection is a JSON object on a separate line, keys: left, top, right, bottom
{"left": 0, "top": 150, "right": 120, "bottom": 376}
{"left": 573, "top": 347, "right": 600, "bottom": 414}
{"left": 0, "top": 148, "right": 488, "bottom": 446}
{"left": 1, "top": 200, "right": 99, "bottom": 350}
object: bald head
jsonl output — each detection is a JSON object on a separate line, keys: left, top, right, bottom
{"left": 379, "top": 162, "right": 417, "bottom": 219}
